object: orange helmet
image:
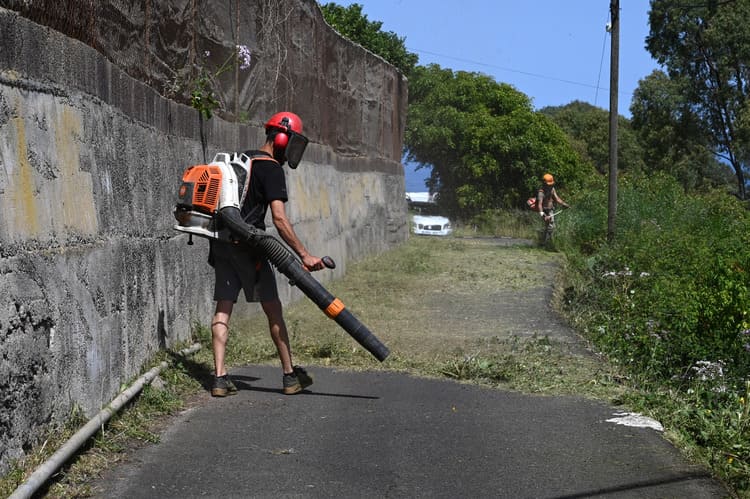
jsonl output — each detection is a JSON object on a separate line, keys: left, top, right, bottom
{"left": 542, "top": 173, "right": 555, "bottom": 185}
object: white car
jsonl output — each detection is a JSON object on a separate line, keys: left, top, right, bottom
{"left": 405, "top": 192, "right": 436, "bottom": 204}
{"left": 412, "top": 214, "right": 453, "bottom": 236}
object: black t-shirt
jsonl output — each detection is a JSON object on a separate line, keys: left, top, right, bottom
{"left": 240, "top": 150, "right": 288, "bottom": 230}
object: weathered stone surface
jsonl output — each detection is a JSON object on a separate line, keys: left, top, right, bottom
{"left": 0, "top": 1, "right": 407, "bottom": 472}
{"left": 0, "top": 0, "right": 407, "bottom": 160}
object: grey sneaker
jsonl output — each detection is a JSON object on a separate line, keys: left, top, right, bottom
{"left": 282, "top": 366, "right": 313, "bottom": 395}
{"left": 211, "top": 375, "right": 238, "bottom": 397}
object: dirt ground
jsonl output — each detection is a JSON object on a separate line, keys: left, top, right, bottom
{"left": 265, "top": 235, "right": 596, "bottom": 371}
{"left": 420, "top": 237, "right": 584, "bottom": 348}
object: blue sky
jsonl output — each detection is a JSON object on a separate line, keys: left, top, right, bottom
{"left": 331, "top": 1, "right": 662, "bottom": 190}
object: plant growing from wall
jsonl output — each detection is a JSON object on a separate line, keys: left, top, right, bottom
{"left": 189, "top": 44, "right": 252, "bottom": 120}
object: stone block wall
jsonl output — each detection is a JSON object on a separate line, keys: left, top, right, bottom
{"left": 0, "top": 0, "right": 407, "bottom": 472}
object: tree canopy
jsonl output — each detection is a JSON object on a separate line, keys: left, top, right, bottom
{"left": 541, "top": 100, "right": 645, "bottom": 175}
{"left": 405, "top": 65, "right": 592, "bottom": 217}
{"left": 646, "top": 0, "right": 750, "bottom": 199}
{"left": 319, "top": 2, "right": 418, "bottom": 75}
{"left": 630, "top": 69, "right": 733, "bottom": 191}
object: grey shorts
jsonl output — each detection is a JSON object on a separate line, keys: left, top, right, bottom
{"left": 210, "top": 241, "right": 279, "bottom": 303}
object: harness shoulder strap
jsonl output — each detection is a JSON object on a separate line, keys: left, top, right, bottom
{"left": 238, "top": 153, "right": 279, "bottom": 207}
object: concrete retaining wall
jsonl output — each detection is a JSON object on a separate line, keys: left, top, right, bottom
{"left": 0, "top": 1, "right": 407, "bottom": 472}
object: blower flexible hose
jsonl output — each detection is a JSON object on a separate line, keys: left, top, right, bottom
{"left": 219, "top": 207, "right": 390, "bottom": 362}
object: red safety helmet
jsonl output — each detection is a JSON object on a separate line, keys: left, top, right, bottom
{"left": 265, "top": 111, "right": 303, "bottom": 149}
{"left": 542, "top": 173, "right": 555, "bottom": 185}
{"left": 264, "top": 111, "right": 308, "bottom": 168}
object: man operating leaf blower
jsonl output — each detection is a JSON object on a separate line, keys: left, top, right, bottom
{"left": 174, "top": 112, "right": 389, "bottom": 397}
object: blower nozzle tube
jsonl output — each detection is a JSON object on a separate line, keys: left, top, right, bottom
{"left": 219, "top": 207, "right": 390, "bottom": 362}
{"left": 331, "top": 308, "right": 389, "bottom": 361}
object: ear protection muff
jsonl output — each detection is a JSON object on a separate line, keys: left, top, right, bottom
{"left": 273, "top": 130, "right": 289, "bottom": 149}
{"left": 272, "top": 116, "right": 291, "bottom": 149}
{"left": 264, "top": 112, "right": 307, "bottom": 168}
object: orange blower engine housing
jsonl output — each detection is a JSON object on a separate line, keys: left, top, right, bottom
{"left": 173, "top": 165, "right": 226, "bottom": 241}
{"left": 178, "top": 165, "right": 223, "bottom": 214}
{"left": 173, "top": 152, "right": 254, "bottom": 241}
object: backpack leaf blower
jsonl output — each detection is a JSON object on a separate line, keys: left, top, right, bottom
{"left": 173, "top": 153, "right": 390, "bottom": 362}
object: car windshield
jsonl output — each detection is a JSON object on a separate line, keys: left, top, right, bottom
{"left": 406, "top": 192, "right": 442, "bottom": 215}
{"left": 417, "top": 204, "right": 442, "bottom": 216}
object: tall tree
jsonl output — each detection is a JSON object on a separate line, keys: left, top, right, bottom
{"left": 541, "top": 101, "right": 645, "bottom": 175}
{"left": 630, "top": 70, "right": 732, "bottom": 190}
{"left": 406, "top": 64, "right": 590, "bottom": 217}
{"left": 647, "top": 0, "right": 750, "bottom": 199}
{"left": 319, "top": 2, "right": 418, "bottom": 76}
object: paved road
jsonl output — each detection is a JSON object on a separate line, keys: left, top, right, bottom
{"left": 94, "top": 365, "right": 728, "bottom": 498}
{"left": 90, "top": 239, "right": 729, "bottom": 498}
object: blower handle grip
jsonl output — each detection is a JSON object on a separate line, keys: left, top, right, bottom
{"left": 322, "top": 256, "right": 336, "bottom": 269}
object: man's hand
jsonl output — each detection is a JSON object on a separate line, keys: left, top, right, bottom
{"left": 301, "top": 254, "right": 324, "bottom": 272}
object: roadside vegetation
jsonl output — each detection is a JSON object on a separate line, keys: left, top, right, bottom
{"left": 553, "top": 173, "right": 750, "bottom": 495}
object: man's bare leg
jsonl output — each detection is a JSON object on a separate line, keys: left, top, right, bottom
{"left": 212, "top": 300, "right": 234, "bottom": 377}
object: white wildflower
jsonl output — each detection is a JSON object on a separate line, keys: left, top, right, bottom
{"left": 237, "top": 44, "right": 252, "bottom": 69}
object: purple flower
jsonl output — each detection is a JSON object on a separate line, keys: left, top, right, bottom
{"left": 236, "top": 44, "right": 252, "bottom": 70}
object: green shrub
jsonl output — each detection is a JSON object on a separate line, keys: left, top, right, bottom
{"left": 557, "top": 174, "right": 750, "bottom": 494}
{"left": 563, "top": 173, "right": 750, "bottom": 382}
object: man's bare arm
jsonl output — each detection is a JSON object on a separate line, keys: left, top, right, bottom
{"left": 270, "top": 199, "right": 323, "bottom": 270}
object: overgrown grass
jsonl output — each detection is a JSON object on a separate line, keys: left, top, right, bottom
{"left": 626, "top": 380, "right": 750, "bottom": 494}
{"left": 555, "top": 173, "right": 750, "bottom": 496}
{"left": 454, "top": 207, "right": 540, "bottom": 240}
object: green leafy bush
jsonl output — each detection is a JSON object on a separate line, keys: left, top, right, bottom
{"left": 558, "top": 173, "right": 750, "bottom": 493}
{"left": 562, "top": 174, "right": 750, "bottom": 381}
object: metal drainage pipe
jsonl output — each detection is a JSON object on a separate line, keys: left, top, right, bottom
{"left": 9, "top": 343, "right": 202, "bottom": 499}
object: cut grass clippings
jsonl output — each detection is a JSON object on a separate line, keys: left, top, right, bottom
{"left": 206, "top": 235, "right": 626, "bottom": 402}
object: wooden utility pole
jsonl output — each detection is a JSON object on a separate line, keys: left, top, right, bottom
{"left": 607, "top": 0, "right": 619, "bottom": 240}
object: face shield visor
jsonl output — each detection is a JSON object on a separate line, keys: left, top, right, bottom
{"left": 284, "top": 131, "right": 309, "bottom": 169}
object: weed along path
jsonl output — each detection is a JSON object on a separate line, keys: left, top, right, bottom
{"left": 93, "top": 237, "right": 729, "bottom": 498}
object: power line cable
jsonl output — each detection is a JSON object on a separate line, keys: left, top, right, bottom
{"left": 595, "top": 9, "right": 612, "bottom": 106}
{"left": 409, "top": 47, "right": 602, "bottom": 91}
{"left": 407, "top": 46, "right": 636, "bottom": 100}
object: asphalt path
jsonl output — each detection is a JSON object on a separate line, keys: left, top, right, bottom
{"left": 91, "top": 238, "right": 729, "bottom": 498}
{"left": 94, "top": 365, "right": 729, "bottom": 498}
